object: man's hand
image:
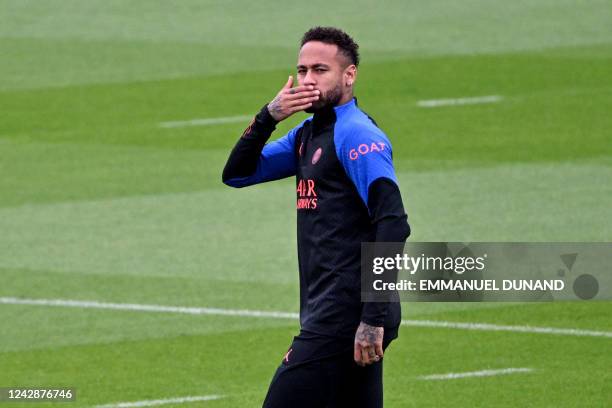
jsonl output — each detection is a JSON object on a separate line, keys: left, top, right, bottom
{"left": 354, "top": 321, "right": 384, "bottom": 367}
{"left": 267, "top": 76, "right": 320, "bottom": 122}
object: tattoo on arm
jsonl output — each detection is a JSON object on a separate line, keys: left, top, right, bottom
{"left": 268, "top": 96, "right": 282, "bottom": 120}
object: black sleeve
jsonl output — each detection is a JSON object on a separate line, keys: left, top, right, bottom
{"left": 360, "top": 177, "right": 411, "bottom": 327}
{"left": 222, "top": 104, "right": 279, "bottom": 183}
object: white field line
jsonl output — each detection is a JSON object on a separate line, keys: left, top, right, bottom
{"left": 418, "top": 367, "right": 533, "bottom": 381}
{"left": 0, "top": 297, "right": 298, "bottom": 319}
{"left": 159, "top": 115, "right": 253, "bottom": 128}
{"left": 93, "top": 395, "right": 223, "bottom": 408}
{"left": 2, "top": 297, "right": 611, "bottom": 339}
{"left": 417, "top": 95, "right": 502, "bottom": 108}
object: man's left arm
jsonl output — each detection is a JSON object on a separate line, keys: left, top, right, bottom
{"left": 336, "top": 129, "right": 410, "bottom": 366}
{"left": 356, "top": 178, "right": 410, "bottom": 365}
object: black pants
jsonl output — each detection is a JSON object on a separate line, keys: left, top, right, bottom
{"left": 262, "top": 335, "right": 393, "bottom": 408}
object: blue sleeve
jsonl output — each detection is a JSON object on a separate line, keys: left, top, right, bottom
{"left": 224, "top": 125, "right": 301, "bottom": 187}
{"left": 334, "top": 126, "right": 398, "bottom": 213}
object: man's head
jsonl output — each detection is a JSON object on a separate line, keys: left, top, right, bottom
{"left": 298, "top": 27, "right": 359, "bottom": 113}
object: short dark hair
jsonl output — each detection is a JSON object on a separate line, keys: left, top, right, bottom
{"left": 301, "top": 26, "right": 360, "bottom": 67}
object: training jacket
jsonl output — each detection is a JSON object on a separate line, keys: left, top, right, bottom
{"left": 223, "top": 97, "right": 410, "bottom": 339}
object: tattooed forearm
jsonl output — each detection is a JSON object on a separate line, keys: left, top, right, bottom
{"left": 267, "top": 95, "right": 283, "bottom": 121}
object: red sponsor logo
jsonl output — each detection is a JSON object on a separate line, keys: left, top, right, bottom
{"left": 296, "top": 179, "right": 317, "bottom": 210}
{"left": 349, "top": 142, "right": 387, "bottom": 160}
{"left": 311, "top": 147, "right": 322, "bottom": 165}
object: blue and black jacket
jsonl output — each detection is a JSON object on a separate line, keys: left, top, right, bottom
{"left": 223, "top": 97, "right": 410, "bottom": 340}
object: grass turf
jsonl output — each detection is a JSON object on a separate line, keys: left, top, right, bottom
{"left": 1, "top": 1, "right": 611, "bottom": 406}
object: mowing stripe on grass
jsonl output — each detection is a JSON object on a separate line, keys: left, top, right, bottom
{"left": 418, "top": 367, "right": 533, "bottom": 380}
{"left": 93, "top": 395, "right": 223, "bottom": 408}
{"left": 159, "top": 115, "right": 253, "bottom": 128}
{"left": 2, "top": 297, "right": 611, "bottom": 339}
{"left": 159, "top": 94, "right": 503, "bottom": 128}
{"left": 158, "top": 94, "right": 502, "bottom": 128}
{"left": 417, "top": 95, "right": 502, "bottom": 108}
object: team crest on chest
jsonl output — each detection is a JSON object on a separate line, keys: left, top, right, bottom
{"left": 311, "top": 147, "right": 323, "bottom": 165}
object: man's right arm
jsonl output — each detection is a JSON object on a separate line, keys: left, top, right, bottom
{"left": 222, "top": 76, "right": 319, "bottom": 188}
{"left": 222, "top": 104, "right": 295, "bottom": 187}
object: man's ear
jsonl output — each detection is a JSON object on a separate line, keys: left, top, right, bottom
{"left": 345, "top": 64, "right": 357, "bottom": 87}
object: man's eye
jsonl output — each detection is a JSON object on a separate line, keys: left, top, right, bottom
{"left": 316, "top": 68, "right": 326, "bottom": 72}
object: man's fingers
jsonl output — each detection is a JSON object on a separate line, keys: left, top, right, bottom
{"left": 288, "top": 101, "right": 313, "bottom": 113}
{"left": 354, "top": 343, "right": 363, "bottom": 366}
{"left": 282, "top": 75, "right": 293, "bottom": 90}
{"left": 287, "top": 95, "right": 319, "bottom": 108}
{"left": 353, "top": 323, "right": 384, "bottom": 367}
{"left": 286, "top": 90, "right": 320, "bottom": 101}
{"left": 361, "top": 347, "right": 372, "bottom": 365}
{"left": 355, "top": 341, "right": 384, "bottom": 367}
{"left": 367, "top": 345, "right": 379, "bottom": 363}
{"left": 355, "top": 343, "right": 383, "bottom": 366}
{"left": 375, "top": 343, "right": 384, "bottom": 359}
{"left": 285, "top": 85, "right": 315, "bottom": 95}
{"left": 271, "top": 84, "right": 319, "bottom": 120}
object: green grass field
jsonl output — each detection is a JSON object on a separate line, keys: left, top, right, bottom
{"left": 1, "top": 1, "right": 611, "bottom": 407}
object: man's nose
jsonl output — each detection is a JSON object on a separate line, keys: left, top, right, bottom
{"left": 303, "top": 70, "right": 316, "bottom": 85}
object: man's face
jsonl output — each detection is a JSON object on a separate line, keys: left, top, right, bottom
{"left": 297, "top": 41, "right": 350, "bottom": 113}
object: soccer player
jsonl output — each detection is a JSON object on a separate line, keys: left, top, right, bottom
{"left": 222, "top": 26, "right": 410, "bottom": 407}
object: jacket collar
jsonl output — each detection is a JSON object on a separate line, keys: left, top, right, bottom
{"left": 312, "top": 97, "right": 356, "bottom": 128}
